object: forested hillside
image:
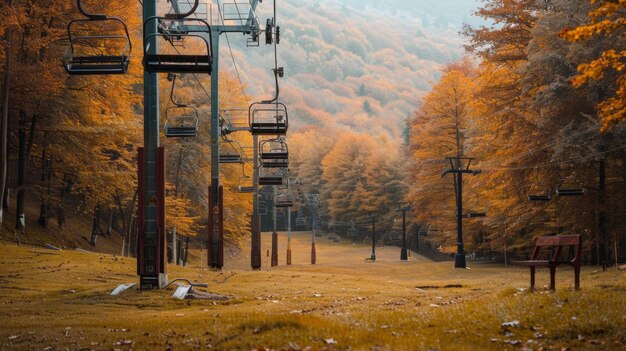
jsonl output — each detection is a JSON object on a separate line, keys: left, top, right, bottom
{"left": 407, "top": 0, "right": 626, "bottom": 263}
{"left": 0, "top": 1, "right": 253, "bottom": 253}
{"left": 0, "top": 0, "right": 624, "bottom": 265}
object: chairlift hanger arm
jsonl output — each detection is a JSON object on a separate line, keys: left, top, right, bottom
{"left": 168, "top": 75, "right": 189, "bottom": 107}
{"left": 166, "top": 0, "right": 200, "bottom": 20}
{"left": 77, "top": 0, "right": 107, "bottom": 20}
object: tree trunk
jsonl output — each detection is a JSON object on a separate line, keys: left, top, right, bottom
{"left": 0, "top": 24, "right": 14, "bottom": 227}
{"left": 107, "top": 208, "right": 113, "bottom": 236}
{"left": 26, "top": 114, "right": 37, "bottom": 158}
{"left": 598, "top": 156, "right": 606, "bottom": 268}
{"left": 15, "top": 110, "right": 26, "bottom": 231}
{"left": 90, "top": 204, "right": 101, "bottom": 246}
{"left": 37, "top": 199, "right": 47, "bottom": 227}
{"left": 40, "top": 131, "right": 48, "bottom": 182}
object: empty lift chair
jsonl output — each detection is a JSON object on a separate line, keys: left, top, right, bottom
{"left": 259, "top": 139, "right": 288, "bottom": 168}
{"left": 143, "top": 15, "right": 212, "bottom": 73}
{"left": 556, "top": 184, "right": 584, "bottom": 197}
{"left": 528, "top": 188, "right": 552, "bottom": 202}
{"left": 249, "top": 101, "right": 288, "bottom": 135}
{"left": 64, "top": 0, "right": 131, "bottom": 75}
{"left": 164, "top": 105, "right": 199, "bottom": 137}
{"left": 259, "top": 167, "right": 284, "bottom": 186}
{"left": 275, "top": 192, "right": 294, "bottom": 208}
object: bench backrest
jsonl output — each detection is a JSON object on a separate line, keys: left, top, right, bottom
{"left": 535, "top": 235, "right": 581, "bottom": 247}
{"left": 531, "top": 235, "right": 581, "bottom": 263}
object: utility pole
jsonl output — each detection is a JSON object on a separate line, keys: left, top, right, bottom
{"left": 286, "top": 205, "right": 292, "bottom": 265}
{"left": 441, "top": 157, "right": 480, "bottom": 269}
{"left": 137, "top": 0, "right": 167, "bottom": 289}
{"left": 305, "top": 193, "right": 319, "bottom": 264}
{"left": 369, "top": 214, "right": 377, "bottom": 261}
{"left": 271, "top": 185, "right": 278, "bottom": 267}
{"left": 397, "top": 203, "right": 413, "bottom": 260}
{"left": 251, "top": 134, "right": 261, "bottom": 269}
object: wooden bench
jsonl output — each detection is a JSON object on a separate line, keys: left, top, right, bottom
{"left": 513, "top": 235, "right": 581, "bottom": 291}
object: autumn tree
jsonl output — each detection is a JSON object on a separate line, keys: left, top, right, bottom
{"left": 561, "top": 0, "right": 626, "bottom": 130}
{"left": 407, "top": 60, "right": 479, "bottom": 249}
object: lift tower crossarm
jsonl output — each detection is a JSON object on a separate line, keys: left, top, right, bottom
{"left": 171, "top": 1, "right": 261, "bottom": 33}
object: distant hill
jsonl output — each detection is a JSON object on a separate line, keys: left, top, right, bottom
{"left": 224, "top": 0, "right": 480, "bottom": 137}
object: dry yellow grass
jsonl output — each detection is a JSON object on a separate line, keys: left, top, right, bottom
{"left": 0, "top": 231, "right": 624, "bottom": 350}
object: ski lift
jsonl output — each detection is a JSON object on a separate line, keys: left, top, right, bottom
{"left": 64, "top": 0, "right": 131, "bottom": 75}
{"left": 528, "top": 170, "right": 553, "bottom": 201}
{"left": 275, "top": 192, "right": 294, "bottom": 208}
{"left": 164, "top": 105, "right": 199, "bottom": 137}
{"left": 259, "top": 139, "right": 288, "bottom": 168}
{"left": 238, "top": 178, "right": 254, "bottom": 193}
{"left": 257, "top": 202, "right": 268, "bottom": 216}
{"left": 248, "top": 101, "right": 288, "bottom": 135}
{"left": 259, "top": 170, "right": 283, "bottom": 186}
{"left": 528, "top": 190, "right": 552, "bottom": 202}
{"left": 143, "top": 16, "right": 212, "bottom": 74}
{"left": 219, "top": 143, "right": 242, "bottom": 163}
{"left": 219, "top": 153, "right": 241, "bottom": 163}
{"left": 556, "top": 184, "right": 584, "bottom": 197}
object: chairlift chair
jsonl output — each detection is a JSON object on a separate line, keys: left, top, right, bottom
{"left": 259, "top": 139, "right": 288, "bottom": 168}
{"left": 528, "top": 188, "right": 552, "bottom": 201}
{"left": 219, "top": 153, "right": 242, "bottom": 164}
{"left": 275, "top": 192, "right": 294, "bottom": 208}
{"left": 556, "top": 185, "right": 584, "bottom": 197}
{"left": 296, "top": 217, "right": 306, "bottom": 227}
{"left": 249, "top": 101, "right": 288, "bottom": 135}
{"left": 163, "top": 105, "right": 199, "bottom": 137}
{"left": 143, "top": 17, "right": 212, "bottom": 74}
{"left": 64, "top": 0, "right": 131, "bottom": 75}
{"left": 257, "top": 203, "right": 268, "bottom": 216}
{"left": 237, "top": 175, "right": 254, "bottom": 193}
{"left": 259, "top": 176, "right": 283, "bottom": 186}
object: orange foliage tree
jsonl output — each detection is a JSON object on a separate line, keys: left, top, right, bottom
{"left": 561, "top": 0, "right": 626, "bottom": 130}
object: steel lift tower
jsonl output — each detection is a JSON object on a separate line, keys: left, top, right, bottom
{"left": 138, "top": 0, "right": 262, "bottom": 289}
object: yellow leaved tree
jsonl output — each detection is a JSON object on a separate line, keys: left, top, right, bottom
{"left": 561, "top": 0, "right": 626, "bottom": 129}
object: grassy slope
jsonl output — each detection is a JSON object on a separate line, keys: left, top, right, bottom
{"left": 0, "top": 232, "right": 624, "bottom": 351}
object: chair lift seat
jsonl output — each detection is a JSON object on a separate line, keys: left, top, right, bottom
{"left": 250, "top": 122, "right": 287, "bottom": 135}
{"left": 275, "top": 200, "right": 293, "bottom": 208}
{"left": 556, "top": 188, "right": 584, "bottom": 196}
{"left": 238, "top": 186, "right": 254, "bottom": 193}
{"left": 219, "top": 154, "right": 242, "bottom": 163}
{"left": 528, "top": 194, "right": 551, "bottom": 201}
{"left": 164, "top": 126, "right": 197, "bottom": 137}
{"left": 259, "top": 177, "right": 283, "bottom": 185}
{"left": 260, "top": 151, "right": 288, "bottom": 160}
{"left": 65, "top": 55, "right": 130, "bottom": 75}
{"left": 64, "top": 13, "right": 132, "bottom": 76}
{"left": 260, "top": 160, "right": 288, "bottom": 168}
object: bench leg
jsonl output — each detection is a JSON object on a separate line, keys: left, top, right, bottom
{"left": 549, "top": 266, "right": 556, "bottom": 291}
{"left": 530, "top": 267, "right": 535, "bottom": 292}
